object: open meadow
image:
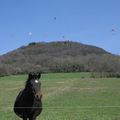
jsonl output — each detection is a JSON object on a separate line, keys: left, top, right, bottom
{"left": 0, "top": 72, "right": 120, "bottom": 120}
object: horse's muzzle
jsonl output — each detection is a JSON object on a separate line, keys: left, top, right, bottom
{"left": 35, "top": 93, "right": 42, "bottom": 100}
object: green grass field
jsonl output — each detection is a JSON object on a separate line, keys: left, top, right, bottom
{"left": 0, "top": 72, "right": 120, "bottom": 120}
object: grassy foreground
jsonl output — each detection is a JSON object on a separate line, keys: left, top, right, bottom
{"left": 0, "top": 72, "right": 120, "bottom": 120}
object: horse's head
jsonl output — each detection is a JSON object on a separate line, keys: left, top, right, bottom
{"left": 26, "top": 72, "right": 42, "bottom": 100}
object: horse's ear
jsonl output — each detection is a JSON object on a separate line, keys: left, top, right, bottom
{"left": 28, "top": 73, "right": 33, "bottom": 79}
{"left": 38, "top": 73, "right": 41, "bottom": 79}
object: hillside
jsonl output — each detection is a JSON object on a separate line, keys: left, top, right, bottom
{"left": 0, "top": 41, "right": 120, "bottom": 75}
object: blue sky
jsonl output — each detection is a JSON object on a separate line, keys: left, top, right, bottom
{"left": 0, "top": 0, "right": 120, "bottom": 55}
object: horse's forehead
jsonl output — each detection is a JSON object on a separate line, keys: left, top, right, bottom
{"left": 35, "top": 79, "right": 39, "bottom": 83}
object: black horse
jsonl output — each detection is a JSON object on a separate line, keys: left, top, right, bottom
{"left": 14, "top": 73, "right": 42, "bottom": 120}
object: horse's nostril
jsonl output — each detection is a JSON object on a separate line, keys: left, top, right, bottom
{"left": 35, "top": 95, "right": 40, "bottom": 100}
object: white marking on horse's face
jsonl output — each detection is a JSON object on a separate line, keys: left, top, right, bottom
{"left": 35, "top": 80, "right": 39, "bottom": 83}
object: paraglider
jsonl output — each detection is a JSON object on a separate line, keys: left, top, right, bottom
{"left": 53, "top": 17, "right": 57, "bottom": 20}
{"left": 28, "top": 32, "right": 32, "bottom": 40}
{"left": 62, "top": 36, "right": 65, "bottom": 39}
{"left": 111, "top": 28, "right": 116, "bottom": 32}
{"left": 28, "top": 32, "right": 33, "bottom": 36}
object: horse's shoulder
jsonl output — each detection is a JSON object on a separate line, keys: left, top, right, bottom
{"left": 16, "top": 89, "right": 24, "bottom": 99}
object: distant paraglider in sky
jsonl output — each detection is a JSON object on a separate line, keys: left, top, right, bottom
{"left": 53, "top": 17, "right": 57, "bottom": 20}
{"left": 28, "top": 32, "right": 33, "bottom": 36}
{"left": 62, "top": 36, "right": 65, "bottom": 39}
{"left": 110, "top": 28, "right": 117, "bottom": 35}
{"left": 111, "top": 28, "right": 116, "bottom": 32}
{"left": 28, "top": 32, "right": 32, "bottom": 40}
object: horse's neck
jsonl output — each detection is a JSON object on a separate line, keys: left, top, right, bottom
{"left": 24, "top": 88, "right": 34, "bottom": 99}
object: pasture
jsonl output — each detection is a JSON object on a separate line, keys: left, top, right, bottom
{"left": 0, "top": 72, "right": 120, "bottom": 120}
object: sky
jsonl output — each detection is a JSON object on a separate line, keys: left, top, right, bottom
{"left": 0, "top": 0, "right": 120, "bottom": 55}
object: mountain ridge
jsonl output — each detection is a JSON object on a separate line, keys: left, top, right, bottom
{"left": 0, "top": 41, "right": 120, "bottom": 76}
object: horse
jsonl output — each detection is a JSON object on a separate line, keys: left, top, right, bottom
{"left": 14, "top": 73, "right": 43, "bottom": 120}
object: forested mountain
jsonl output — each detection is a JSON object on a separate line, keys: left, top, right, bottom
{"left": 0, "top": 41, "right": 120, "bottom": 76}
